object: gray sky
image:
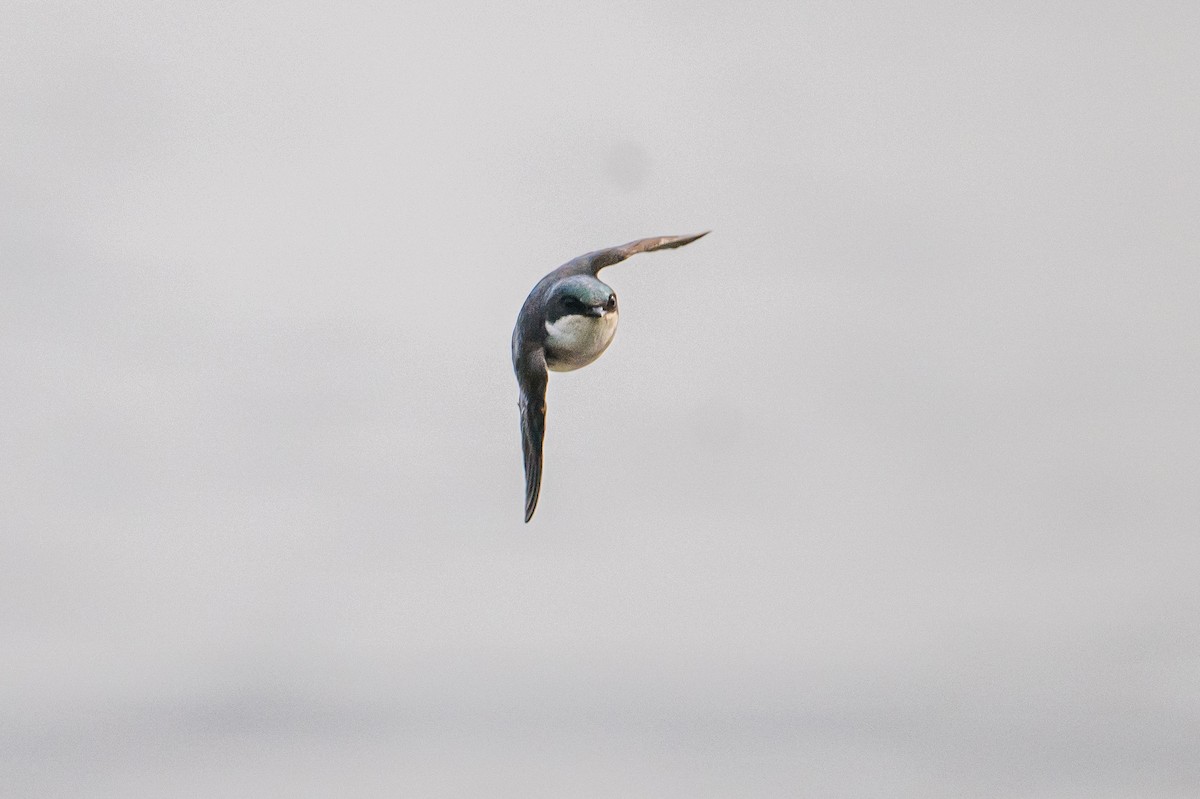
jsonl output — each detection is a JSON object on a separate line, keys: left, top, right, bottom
{"left": 3, "top": 2, "right": 1199, "bottom": 796}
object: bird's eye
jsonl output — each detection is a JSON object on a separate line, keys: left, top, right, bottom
{"left": 605, "top": 295, "right": 616, "bottom": 309}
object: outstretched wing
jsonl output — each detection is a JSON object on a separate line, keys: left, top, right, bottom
{"left": 572, "top": 231, "right": 709, "bottom": 275}
{"left": 516, "top": 347, "right": 549, "bottom": 522}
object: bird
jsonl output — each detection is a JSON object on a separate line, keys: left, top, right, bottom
{"left": 511, "top": 232, "right": 709, "bottom": 522}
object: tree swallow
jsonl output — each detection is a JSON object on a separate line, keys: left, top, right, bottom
{"left": 512, "top": 232, "right": 709, "bottom": 522}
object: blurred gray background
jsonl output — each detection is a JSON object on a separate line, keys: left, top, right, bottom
{"left": 3, "top": 2, "right": 1198, "bottom": 796}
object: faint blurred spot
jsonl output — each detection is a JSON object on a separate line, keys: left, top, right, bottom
{"left": 604, "top": 141, "right": 650, "bottom": 192}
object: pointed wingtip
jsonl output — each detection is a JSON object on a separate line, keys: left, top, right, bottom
{"left": 524, "top": 480, "right": 540, "bottom": 522}
{"left": 648, "top": 230, "right": 710, "bottom": 252}
{"left": 523, "top": 468, "right": 541, "bottom": 522}
{"left": 670, "top": 230, "right": 710, "bottom": 248}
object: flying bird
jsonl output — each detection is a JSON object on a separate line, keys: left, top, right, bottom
{"left": 511, "top": 232, "right": 709, "bottom": 522}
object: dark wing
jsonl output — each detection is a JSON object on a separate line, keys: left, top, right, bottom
{"left": 572, "top": 231, "right": 709, "bottom": 275}
{"left": 516, "top": 347, "right": 549, "bottom": 522}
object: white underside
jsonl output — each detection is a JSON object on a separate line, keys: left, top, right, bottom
{"left": 544, "top": 311, "right": 618, "bottom": 371}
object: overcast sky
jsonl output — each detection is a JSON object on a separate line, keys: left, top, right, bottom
{"left": 3, "top": 2, "right": 1199, "bottom": 796}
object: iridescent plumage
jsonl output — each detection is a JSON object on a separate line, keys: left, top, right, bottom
{"left": 511, "top": 232, "right": 708, "bottom": 522}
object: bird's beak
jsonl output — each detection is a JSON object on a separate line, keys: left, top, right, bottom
{"left": 587, "top": 305, "right": 607, "bottom": 317}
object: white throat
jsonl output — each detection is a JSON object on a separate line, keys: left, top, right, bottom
{"left": 544, "top": 310, "right": 619, "bottom": 371}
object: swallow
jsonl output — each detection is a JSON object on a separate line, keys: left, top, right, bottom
{"left": 511, "top": 232, "right": 709, "bottom": 522}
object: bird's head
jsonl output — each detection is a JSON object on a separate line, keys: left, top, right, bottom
{"left": 547, "top": 276, "right": 617, "bottom": 321}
